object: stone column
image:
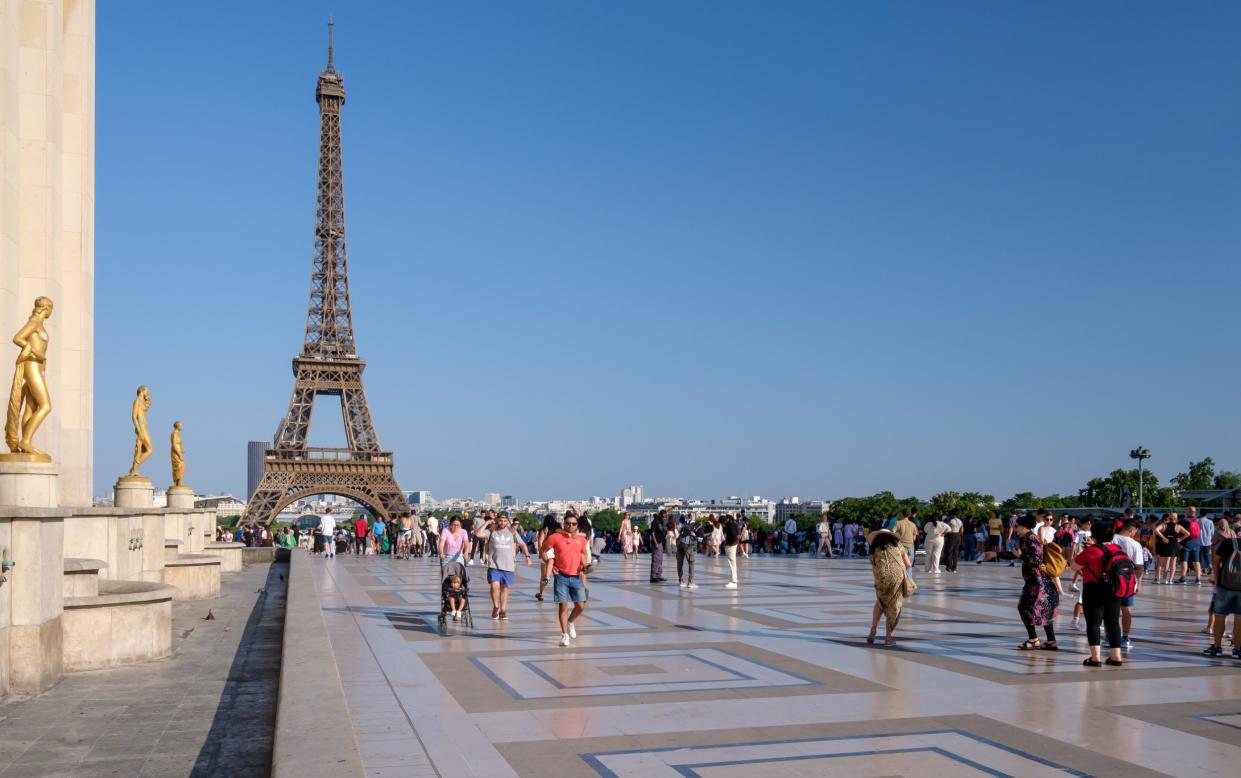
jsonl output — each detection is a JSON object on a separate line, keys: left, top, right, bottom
{"left": 7, "top": 511, "right": 64, "bottom": 693}
{"left": 0, "top": 461, "right": 58, "bottom": 507}
{"left": 114, "top": 475, "right": 153, "bottom": 509}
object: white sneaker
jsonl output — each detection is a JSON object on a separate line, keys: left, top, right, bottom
{"left": 724, "top": 582, "right": 738, "bottom": 590}
{"left": 687, "top": 583, "right": 698, "bottom": 590}
{"left": 559, "top": 633, "right": 571, "bottom": 647}
{"left": 680, "top": 581, "right": 688, "bottom": 588}
{"left": 742, "top": 552, "right": 749, "bottom": 558}
{"left": 568, "top": 623, "right": 577, "bottom": 639}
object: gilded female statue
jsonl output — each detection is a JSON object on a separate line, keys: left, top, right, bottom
{"left": 128, "top": 386, "right": 153, "bottom": 477}
{"left": 4, "top": 296, "right": 54, "bottom": 460}
{"left": 170, "top": 421, "right": 186, "bottom": 487}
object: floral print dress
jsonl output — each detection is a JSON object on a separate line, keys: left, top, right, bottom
{"left": 1017, "top": 532, "right": 1059, "bottom": 626}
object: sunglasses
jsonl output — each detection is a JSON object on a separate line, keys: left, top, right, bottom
{"left": 565, "top": 521, "right": 578, "bottom": 526}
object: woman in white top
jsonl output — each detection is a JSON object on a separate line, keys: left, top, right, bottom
{"left": 923, "top": 516, "right": 948, "bottom": 575}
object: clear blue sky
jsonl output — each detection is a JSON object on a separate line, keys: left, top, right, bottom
{"left": 95, "top": 2, "right": 1241, "bottom": 501}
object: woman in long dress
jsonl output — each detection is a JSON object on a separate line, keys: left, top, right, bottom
{"left": 620, "top": 512, "right": 636, "bottom": 558}
{"left": 1006, "top": 514, "right": 1059, "bottom": 650}
{"left": 865, "top": 529, "right": 910, "bottom": 647}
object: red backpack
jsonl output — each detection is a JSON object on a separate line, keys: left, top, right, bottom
{"left": 1099, "top": 544, "right": 1137, "bottom": 600}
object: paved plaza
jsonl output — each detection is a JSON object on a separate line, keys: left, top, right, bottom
{"left": 0, "top": 563, "right": 284, "bottom": 778}
{"left": 313, "top": 550, "right": 1241, "bottom": 777}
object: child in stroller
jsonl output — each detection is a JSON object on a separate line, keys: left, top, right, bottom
{"left": 438, "top": 559, "right": 473, "bottom": 630}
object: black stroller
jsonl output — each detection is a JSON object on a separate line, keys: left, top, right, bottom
{"left": 436, "top": 557, "right": 474, "bottom": 633}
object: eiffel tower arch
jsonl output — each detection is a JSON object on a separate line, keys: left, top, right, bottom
{"left": 244, "top": 23, "right": 408, "bottom": 526}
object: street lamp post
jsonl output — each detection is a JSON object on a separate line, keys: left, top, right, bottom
{"left": 1130, "top": 447, "right": 1152, "bottom": 514}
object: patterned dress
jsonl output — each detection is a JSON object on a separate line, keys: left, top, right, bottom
{"left": 871, "top": 544, "right": 907, "bottom": 629}
{"left": 1017, "top": 532, "right": 1059, "bottom": 627}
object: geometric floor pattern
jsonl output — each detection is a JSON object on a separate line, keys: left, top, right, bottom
{"left": 312, "top": 551, "right": 1241, "bottom": 777}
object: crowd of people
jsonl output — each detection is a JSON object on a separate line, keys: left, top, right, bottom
{"left": 264, "top": 503, "right": 1241, "bottom": 662}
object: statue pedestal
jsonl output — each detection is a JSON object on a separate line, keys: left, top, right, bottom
{"left": 166, "top": 486, "right": 194, "bottom": 510}
{"left": 114, "top": 475, "right": 154, "bottom": 509}
{"left": 0, "top": 458, "right": 59, "bottom": 508}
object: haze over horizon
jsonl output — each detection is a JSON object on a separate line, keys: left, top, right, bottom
{"left": 92, "top": 2, "right": 1241, "bottom": 501}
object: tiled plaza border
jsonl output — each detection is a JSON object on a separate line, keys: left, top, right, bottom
{"left": 694, "top": 597, "right": 995, "bottom": 629}
{"left": 383, "top": 606, "right": 673, "bottom": 642}
{"left": 1103, "top": 698, "right": 1241, "bottom": 747}
{"left": 819, "top": 633, "right": 1241, "bottom": 685}
{"left": 491, "top": 713, "right": 1170, "bottom": 778}
{"left": 419, "top": 639, "right": 888, "bottom": 713}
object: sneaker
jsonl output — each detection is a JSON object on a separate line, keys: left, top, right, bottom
{"left": 491, "top": 607, "right": 500, "bottom": 621}
{"left": 1232, "top": 647, "right": 1241, "bottom": 660}
{"left": 1195, "top": 578, "right": 1202, "bottom": 586}
{"left": 687, "top": 583, "right": 698, "bottom": 590}
{"left": 560, "top": 633, "right": 571, "bottom": 647}
{"left": 452, "top": 611, "right": 459, "bottom": 621}
{"left": 1203, "top": 645, "right": 1223, "bottom": 657}
{"left": 568, "top": 623, "right": 577, "bottom": 639}
{"left": 679, "top": 581, "right": 688, "bottom": 588}
{"left": 1121, "top": 635, "right": 1132, "bottom": 650}
{"left": 724, "top": 582, "right": 738, "bottom": 590}
{"left": 1072, "top": 618, "right": 1082, "bottom": 630}
{"left": 742, "top": 552, "right": 749, "bottom": 558}
{"left": 1176, "top": 576, "right": 1186, "bottom": 584}
{"left": 499, "top": 610, "right": 508, "bottom": 621}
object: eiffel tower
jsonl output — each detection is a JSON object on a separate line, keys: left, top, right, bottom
{"left": 244, "top": 23, "right": 408, "bottom": 526}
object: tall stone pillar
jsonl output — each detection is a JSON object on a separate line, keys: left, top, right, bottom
{"left": 0, "top": 0, "right": 95, "bottom": 508}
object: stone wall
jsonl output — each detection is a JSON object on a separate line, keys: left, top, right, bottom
{"left": 0, "top": 0, "right": 95, "bottom": 508}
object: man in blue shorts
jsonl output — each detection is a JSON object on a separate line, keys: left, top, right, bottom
{"left": 544, "top": 515, "right": 589, "bottom": 647}
{"left": 475, "top": 513, "right": 531, "bottom": 621}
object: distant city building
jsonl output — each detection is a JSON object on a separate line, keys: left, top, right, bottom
{"left": 196, "top": 494, "right": 246, "bottom": 517}
{"left": 620, "top": 484, "right": 644, "bottom": 507}
{"left": 407, "top": 490, "right": 433, "bottom": 506}
{"left": 625, "top": 496, "right": 776, "bottom": 524}
{"left": 483, "top": 492, "right": 501, "bottom": 506}
{"left": 246, "top": 440, "right": 267, "bottom": 499}
{"left": 775, "top": 497, "right": 830, "bottom": 524}
{"left": 500, "top": 495, "right": 517, "bottom": 508}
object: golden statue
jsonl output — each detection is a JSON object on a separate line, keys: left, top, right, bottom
{"left": 127, "top": 386, "right": 153, "bottom": 477}
{"left": 170, "top": 421, "right": 186, "bottom": 487}
{"left": 3, "top": 296, "right": 54, "bottom": 462}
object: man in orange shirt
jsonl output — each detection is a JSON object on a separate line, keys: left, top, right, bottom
{"left": 544, "top": 515, "right": 589, "bottom": 647}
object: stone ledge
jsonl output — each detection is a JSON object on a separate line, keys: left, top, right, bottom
{"left": 164, "top": 554, "right": 222, "bottom": 567}
{"left": 65, "top": 580, "right": 178, "bottom": 609}
{"left": 272, "top": 552, "right": 363, "bottom": 778}
{"left": 64, "top": 557, "right": 107, "bottom": 573}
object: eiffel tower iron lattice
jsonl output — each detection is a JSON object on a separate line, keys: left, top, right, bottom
{"left": 244, "top": 24, "right": 408, "bottom": 526}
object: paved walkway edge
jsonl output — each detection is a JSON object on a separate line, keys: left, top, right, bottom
{"left": 272, "top": 552, "right": 364, "bottom": 778}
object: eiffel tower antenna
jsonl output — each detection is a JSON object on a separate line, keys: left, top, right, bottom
{"left": 326, "top": 15, "right": 335, "bottom": 71}
{"left": 244, "top": 26, "right": 409, "bottom": 527}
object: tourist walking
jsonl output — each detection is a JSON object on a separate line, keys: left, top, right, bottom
{"left": 676, "top": 516, "right": 699, "bottom": 589}
{"left": 1153, "top": 513, "right": 1187, "bottom": 584}
{"left": 352, "top": 514, "right": 368, "bottom": 555}
{"left": 649, "top": 512, "right": 668, "bottom": 582}
{"left": 1072, "top": 522, "right": 1133, "bottom": 667}
{"left": 943, "top": 511, "right": 963, "bottom": 572}
{"left": 1178, "top": 508, "right": 1205, "bottom": 585}
{"left": 816, "top": 516, "right": 831, "bottom": 558}
{"left": 619, "top": 512, "right": 636, "bottom": 559}
{"left": 543, "top": 514, "right": 589, "bottom": 646}
{"left": 722, "top": 514, "right": 740, "bottom": 590}
{"left": 1006, "top": 515, "right": 1058, "bottom": 650}
{"left": 535, "top": 514, "right": 560, "bottom": 601}
{"left": 319, "top": 509, "right": 336, "bottom": 557}
{"left": 865, "top": 529, "right": 910, "bottom": 647}
{"left": 1112, "top": 520, "right": 1145, "bottom": 650}
{"left": 894, "top": 511, "right": 918, "bottom": 577}
{"left": 475, "top": 513, "right": 531, "bottom": 620}
{"left": 438, "top": 516, "right": 470, "bottom": 565}
{"left": 1204, "top": 519, "right": 1241, "bottom": 658}
{"left": 923, "top": 514, "right": 948, "bottom": 575}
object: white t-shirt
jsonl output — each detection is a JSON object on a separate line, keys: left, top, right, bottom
{"left": 925, "top": 521, "right": 947, "bottom": 541}
{"left": 948, "top": 517, "right": 963, "bottom": 533}
{"left": 1113, "top": 534, "right": 1144, "bottom": 569}
{"left": 319, "top": 514, "right": 336, "bottom": 535}
{"left": 1035, "top": 524, "right": 1055, "bottom": 546}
